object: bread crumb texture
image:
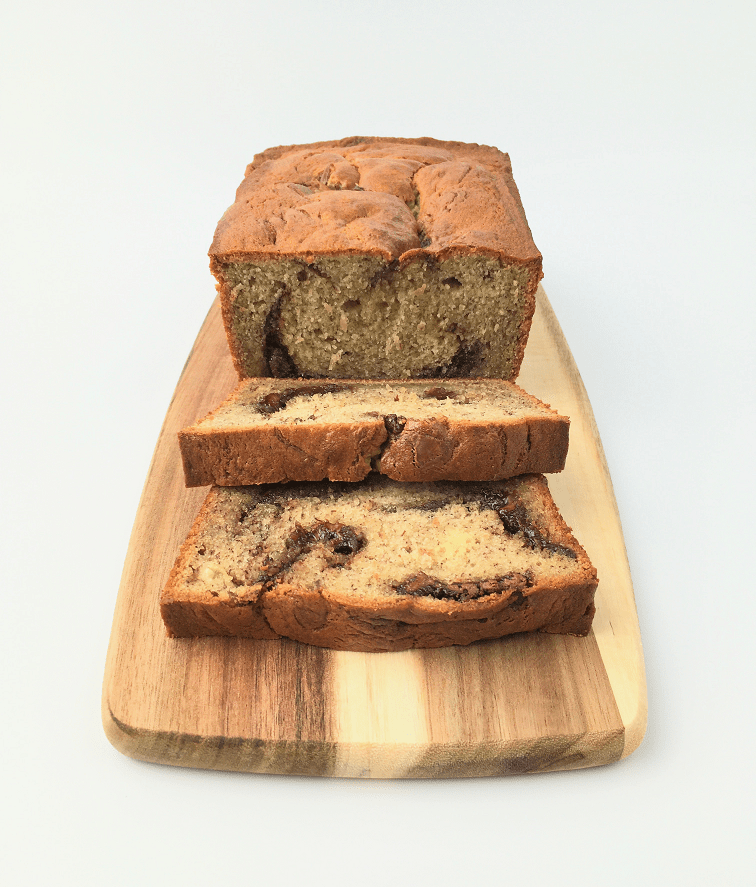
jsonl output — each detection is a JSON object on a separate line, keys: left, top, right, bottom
{"left": 196, "top": 379, "right": 556, "bottom": 428}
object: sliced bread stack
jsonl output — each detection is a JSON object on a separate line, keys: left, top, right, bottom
{"left": 160, "top": 137, "right": 597, "bottom": 652}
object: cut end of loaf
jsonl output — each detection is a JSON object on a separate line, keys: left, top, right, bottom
{"left": 216, "top": 254, "right": 536, "bottom": 380}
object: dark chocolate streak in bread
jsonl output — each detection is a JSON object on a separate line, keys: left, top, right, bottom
{"left": 255, "top": 382, "right": 460, "bottom": 429}
{"left": 417, "top": 339, "right": 485, "bottom": 378}
{"left": 254, "top": 383, "right": 352, "bottom": 414}
{"left": 392, "top": 570, "right": 534, "bottom": 603}
{"left": 262, "top": 293, "right": 300, "bottom": 377}
{"left": 485, "top": 495, "right": 577, "bottom": 558}
{"left": 434, "top": 492, "right": 575, "bottom": 559}
{"left": 422, "top": 386, "right": 457, "bottom": 400}
{"left": 259, "top": 521, "right": 365, "bottom": 584}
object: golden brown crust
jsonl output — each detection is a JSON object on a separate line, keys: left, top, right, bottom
{"left": 379, "top": 414, "right": 568, "bottom": 483}
{"left": 261, "top": 579, "right": 595, "bottom": 652}
{"left": 179, "top": 421, "right": 386, "bottom": 486}
{"left": 177, "top": 379, "right": 569, "bottom": 486}
{"left": 209, "top": 137, "right": 542, "bottom": 266}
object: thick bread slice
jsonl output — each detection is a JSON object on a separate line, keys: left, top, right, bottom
{"left": 178, "top": 378, "right": 569, "bottom": 486}
{"left": 160, "top": 475, "right": 597, "bottom": 652}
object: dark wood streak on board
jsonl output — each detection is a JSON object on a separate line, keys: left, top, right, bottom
{"left": 106, "top": 704, "right": 338, "bottom": 775}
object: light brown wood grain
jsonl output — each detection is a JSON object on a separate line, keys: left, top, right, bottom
{"left": 102, "top": 286, "right": 647, "bottom": 777}
{"left": 516, "top": 296, "right": 647, "bottom": 758}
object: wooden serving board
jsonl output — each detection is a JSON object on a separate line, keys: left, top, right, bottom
{"left": 102, "top": 286, "right": 647, "bottom": 777}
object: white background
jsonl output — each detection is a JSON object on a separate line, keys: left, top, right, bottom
{"left": 2, "top": 1, "right": 754, "bottom": 884}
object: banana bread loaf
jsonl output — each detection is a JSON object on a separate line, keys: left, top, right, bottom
{"left": 160, "top": 475, "right": 597, "bottom": 651}
{"left": 178, "top": 378, "right": 569, "bottom": 486}
{"left": 209, "top": 137, "right": 543, "bottom": 381}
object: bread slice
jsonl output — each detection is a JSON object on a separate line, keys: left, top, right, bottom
{"left": 160, "top": 475, "right": 597, "bottom": 652}
{"left": 209, "top": 137, "right": 542, "bottom": 381}
{"left": 178, "top": 378, "right": 569, "bottom": 486}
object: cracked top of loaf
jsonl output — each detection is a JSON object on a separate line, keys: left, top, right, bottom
{"left": 209, "top": 137, "right": 542, "bottom": 266}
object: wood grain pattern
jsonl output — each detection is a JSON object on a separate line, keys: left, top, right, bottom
{"left": 102, "top": 286, "right": 647, "bottom": 777}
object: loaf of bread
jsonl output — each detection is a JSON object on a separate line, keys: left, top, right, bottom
{"left": 178, "top": 378, "right": 569, "bottom": 486}
{"left": 160, "top": 475, "right": 597, "bottom": 651}
{"left": 209, "top": 137, "right": 542, "bottom": 381}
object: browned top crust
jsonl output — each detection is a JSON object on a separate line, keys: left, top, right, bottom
{"left": 209, "top": 137, "right": 542, "bottom": 267}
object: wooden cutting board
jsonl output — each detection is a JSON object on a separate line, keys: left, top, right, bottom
{"left": 102, "top": 286, "right": 646, "bottom": 777}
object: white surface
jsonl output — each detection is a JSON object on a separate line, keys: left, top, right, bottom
{"left": 2, "top": 1, "right": 754, "bottom": 884}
